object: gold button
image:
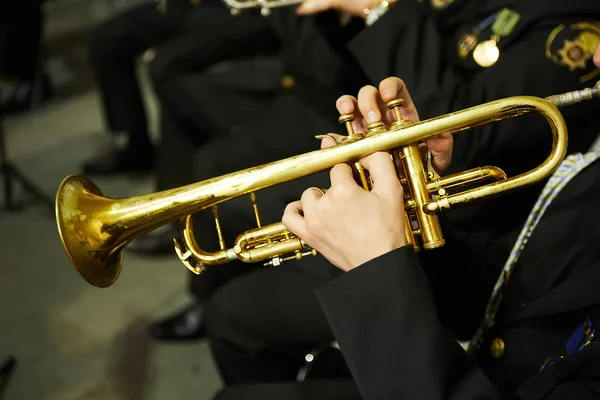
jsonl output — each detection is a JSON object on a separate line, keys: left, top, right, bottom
{"left": 281, "top": 74, "right": 296, "bottom": 90}
{"left": 490, "top": 338, "right": 505, "bottom": 358}
{"left": 189, "top": 0, "right": 202, "bottom": 5}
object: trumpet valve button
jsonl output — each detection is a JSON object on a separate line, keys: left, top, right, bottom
{"left": 367, "top": 121, "right": 387, "bottom": 135}
{"left": 386, "top": 98, "right": 405, "bottom": 109}
{"left": 387, "top": 98, "right": 413, "bottom": 128}
{"left": 338, "top": 113, "right": 355, "bottom": 124}
{"left": 339, "top": 113, "right": 356, "bottom": 136}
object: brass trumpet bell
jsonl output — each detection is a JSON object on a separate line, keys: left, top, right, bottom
{"left": 55, "top": 82, "right": 600, "bottom": 288}
{"left": 56, "top": 176, "right": 123, "bottom": 287}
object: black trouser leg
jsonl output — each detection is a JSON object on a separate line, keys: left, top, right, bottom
{"left": 213, "top": 379, "right": 361, "bottom": 400}
{"left": 204, "top": 261, "right": 341, "bottom": 385}
{"left": 2, "top": 1, "right": 44, "bottom": 83}
{"left": 87, "top": 0, "right": 191, "bottom": 145}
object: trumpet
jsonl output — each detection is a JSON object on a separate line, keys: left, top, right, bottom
{"left": 221, "top": 0, "right": 303, "bottom": 16}
{"left": 56, "top": 82, "right": 600, "bottom": 288}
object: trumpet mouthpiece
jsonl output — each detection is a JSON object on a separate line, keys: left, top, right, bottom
{"left": 545, "top": 80, "right": 600, "bottom": 108}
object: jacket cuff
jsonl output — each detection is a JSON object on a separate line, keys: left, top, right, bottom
{"left": 316, "top": 245, "right": 427, "bottom": 308}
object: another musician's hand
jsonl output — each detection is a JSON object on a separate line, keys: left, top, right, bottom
{"left": 282, "top": 152, "right": 407, "bottom": 272}
{"left": 335, "top": 77, "right": 454, "bottom": 173}
{"left": 297, "top": 0, "right": 395, "bottom": 18}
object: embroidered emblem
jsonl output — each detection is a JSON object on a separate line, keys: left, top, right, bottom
{"left": 546, "top": 21, "right": 600, "bottom": 83}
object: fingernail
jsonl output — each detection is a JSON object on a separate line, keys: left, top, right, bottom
{"left": 366, "top": 111, "right": 379, "bottom": 124}
{"left": 382, "top": 90, "right": 394, "bottom": 100}
{"left": 339, "top": 102, "right": 353, "bottom": 115}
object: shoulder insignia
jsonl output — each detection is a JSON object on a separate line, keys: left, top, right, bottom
{"left": 546, "top": 21, "right": 600, "bottom": 83}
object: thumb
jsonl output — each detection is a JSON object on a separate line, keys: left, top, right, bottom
{"left": 317, "top": 133, "right": 345, "bottom": 149}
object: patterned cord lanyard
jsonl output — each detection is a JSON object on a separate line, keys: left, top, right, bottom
{"left": 466, "top": 148, "right": 600, "bottom": 357}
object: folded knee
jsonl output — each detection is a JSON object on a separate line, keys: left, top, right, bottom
{"left": 87, "top": 23, "right": 130, "bottom": 61}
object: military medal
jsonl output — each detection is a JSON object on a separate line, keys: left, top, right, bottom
{"left": 457, "top": 12, "right": 498, "bottom": 60}
{"left": 473, "top": 37, "right": 501, "bottom": 67}
{"left": 473, "top": 8, "right": 521, "bottom": 68}
{"left": 458, "top": 33, "right": 479, "bottom": 59}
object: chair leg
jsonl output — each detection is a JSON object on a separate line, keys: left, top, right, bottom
{"left": 1, "top": 164, "right": 13, "bottom": 209}
{"left": 0, "top": 356, "right": 17, "bottom": 399}
{"left": 2, "top": 163, "right": 54, "bottom": 212}
{"left": 0, "top": 118, "right": 53, "bottom": 213}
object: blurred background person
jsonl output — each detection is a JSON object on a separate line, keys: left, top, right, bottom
{"left": 135, "top": 7, "right": 370, "bottom": 342}
{"left": 0, "top": 0, "right": 53, "bottom": 114}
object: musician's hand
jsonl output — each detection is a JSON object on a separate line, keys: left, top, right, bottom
{"left": 594, "top": 41, "right": 600, "bottom": 67}
{"left": 282, "top": 151, "right": 407, "bottom": 272}
{"left": 333, "top": 77, "right": 453, "bottom": 173}
{"left": 296, "top": 0, "right": 396, "bottom": 18}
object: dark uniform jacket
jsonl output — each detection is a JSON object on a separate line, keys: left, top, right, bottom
{"left": 263, "top": 8, "right": 369, "bottom": 112}
{"left": 316, "top": 158, "right": 600, "bottom": 399}
{"left": 346, "top": 0, "right": 600, "bottom": 266}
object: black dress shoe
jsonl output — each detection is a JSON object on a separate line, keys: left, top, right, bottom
{"left": 127, "top": 225, "right": 179, "bottom": 255}
{"left": 82, "top": 147, "right": 154, "bottom": 176}
{"left": 149, "top": 304, "right": 206, "bottom": 342}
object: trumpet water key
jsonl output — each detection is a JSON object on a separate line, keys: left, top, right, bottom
{"left": 56, "top": 82, "right": 600, "bottom": 288}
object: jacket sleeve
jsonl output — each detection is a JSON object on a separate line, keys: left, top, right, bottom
{"left": 316, "top": 247, "right": 600, "bottom": 400}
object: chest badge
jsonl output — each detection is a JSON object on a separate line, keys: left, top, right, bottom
{"left": 546, "top": 21, "right": 600, "bottom": 83}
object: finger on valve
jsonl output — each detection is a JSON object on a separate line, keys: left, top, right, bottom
{"left": 336, "top": 95, "right": 366, "bottom": 135}
{"left": 379, "top": 77, "right": 420, "bottom": 123}
{"left": 357, "top": 85, "right": 387, "bottom": 126}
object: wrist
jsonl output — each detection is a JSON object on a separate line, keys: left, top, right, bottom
{"left": 348, "top": 240, "right": 408, "bottom": 271}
